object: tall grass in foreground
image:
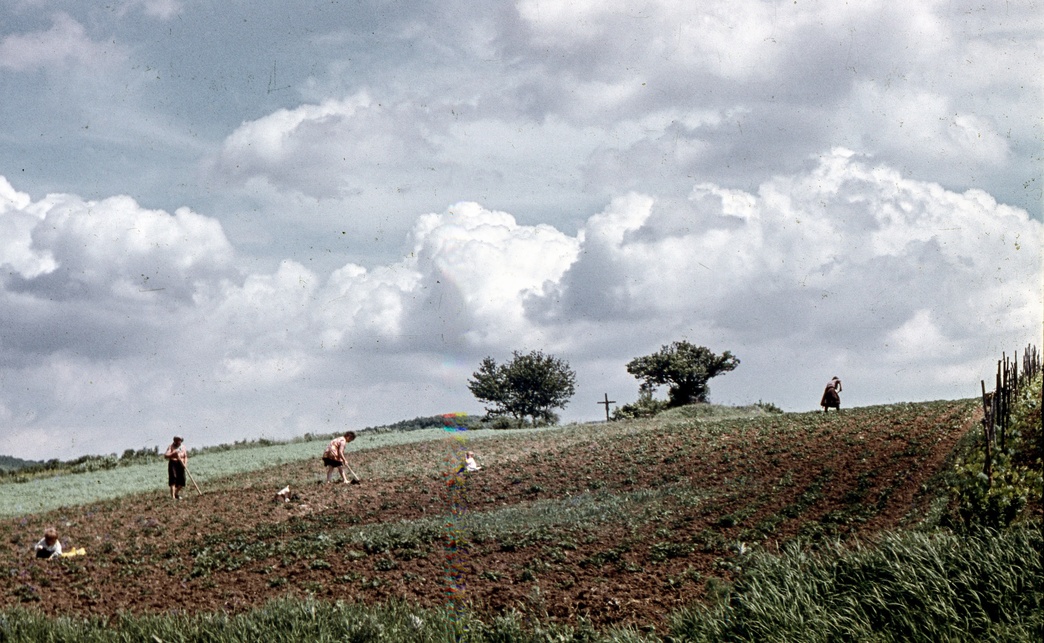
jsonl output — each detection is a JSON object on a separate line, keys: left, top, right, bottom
{"left": 670, "top": 523, "right": 1042, "bottom": 643}
{"left": 0, "top": 597, "right": 647, "bottom": 643}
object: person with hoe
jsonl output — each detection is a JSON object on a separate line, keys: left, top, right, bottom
{"left": 821, "top": 376, "right": 843, "bottom": 412}
{"left": 164, "top": 435, "right": 189, "bottom": 500}
{"left": 323, "top": 431, "right": 358, "bottom": 483}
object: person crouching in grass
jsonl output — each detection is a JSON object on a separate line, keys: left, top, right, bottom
{"left": 35, "top": 527, "right": 62, "bottom": 559}
{"left": 323, "top": 431, "right": 357, "bottom": 483}
{"left": 164, "top": 435, "right": 188, "bottom": 500}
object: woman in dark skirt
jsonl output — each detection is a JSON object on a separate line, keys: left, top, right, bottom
{"left": 323, "top": 431, "right": 357, "bottom": 483}
{"left": 821, "top": 377, "right": 842, "bottom": 412}
{"left": 164, "top": 436, "right": 188, "bottom": 499}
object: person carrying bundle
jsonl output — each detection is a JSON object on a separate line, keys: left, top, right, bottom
{"left": 322, "top": 431, "right": 357, "bottom": 483}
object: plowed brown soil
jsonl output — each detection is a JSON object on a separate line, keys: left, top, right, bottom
{"left": 0, "top": 400, "right": 980, "bottom": 629}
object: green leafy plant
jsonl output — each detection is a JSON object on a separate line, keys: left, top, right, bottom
{"left": 753, "top": 400, "right": 784, "bottom": 414}
{"left": 951, "top": 373, "right": 1043, "bottom": 529}
{"left": 952, "top": 449, "right": 1041, "bottom": 529}
{"left": 612, "top": 385, "right": 669, "bottom": 420}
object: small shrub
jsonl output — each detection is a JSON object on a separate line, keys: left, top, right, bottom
{"left": 649, "top": 541, "right": 694, "bottom": 562}
{"left": 373, "top": 557, "right": 397, "bottom": 571}
{"left": 951, "top": 448, "right": 1041, "bottom": 529}
{"left": 715, "top": 514, "right": 737, "bottom": 528}
{"left": 488, "top": 416, "right": 517, "bottom": 430}
{"left": 754, "top": 400, "right": 784, "bottom": 414}
{"left": 612, "top": 394, "right": 669, "bottom": 420}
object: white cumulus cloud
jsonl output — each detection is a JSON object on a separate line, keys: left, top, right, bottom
{"left": 0, "top": 146, "right": 1039, "bottom": 459}
{"left": 0, "top": 12, "right": 124, "bottom": 72}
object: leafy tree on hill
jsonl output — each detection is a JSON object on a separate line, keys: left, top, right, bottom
{"left": 626, "top": 341, "right": 740, "bottom": 407}
{"left": 468, "top": 350, "right": 577, "bottom": 427}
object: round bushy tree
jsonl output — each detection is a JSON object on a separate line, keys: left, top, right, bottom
{"left": 626, "top": 341, "right": 739, "bottom": 407}
{"left": 468, "top": 350, "right": 577, "bottom": 426}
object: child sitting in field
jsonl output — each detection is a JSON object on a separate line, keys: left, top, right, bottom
{"left": 460, "top": 451, "right": 482, "bottom": 473}
{"left": 34, "top": 527, "right": 62, "bottom": 559}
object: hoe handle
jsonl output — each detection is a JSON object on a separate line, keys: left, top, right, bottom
{"left": 186, "top": 467, "right": 203, "bottom": 496}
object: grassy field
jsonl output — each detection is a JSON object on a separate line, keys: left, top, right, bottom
{"left": 0, "top": 398, "right": 1040, "bottom": 642}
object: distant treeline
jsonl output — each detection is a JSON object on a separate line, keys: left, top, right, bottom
{"left": 0, "top": 446, "right": 164, "bottom": 483}
{"left": 0, "top": 455, "right": 41, "bottom": 474}
{"left": 366, "top": 413, "right": 481, "bottom": 433}
{"left": 0, "top": 414, "right": 481, "bottom": 483}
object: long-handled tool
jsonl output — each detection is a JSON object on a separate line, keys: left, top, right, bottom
{"left": 342, "top": 459, "right": 362, "bottom": 484}
{"left": 186, "top": 467, "right": 203, "bottom": 496}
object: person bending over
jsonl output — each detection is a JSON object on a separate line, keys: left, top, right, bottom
{"left": 820, "top": 377, "right": 843, "bottom": 412}
{"left": 323, "top": 431, "right": 357, "bottom": 483}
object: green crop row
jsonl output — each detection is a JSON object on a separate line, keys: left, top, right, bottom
{"left": 181, "top": 483, "right": 711, "bottom": 578}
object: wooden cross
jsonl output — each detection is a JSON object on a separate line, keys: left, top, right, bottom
{"left": 597, "top": 393, "right": 616, "bottom": 422}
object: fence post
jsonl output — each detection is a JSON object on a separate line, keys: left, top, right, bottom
{"left": 979, "top": 343, "right": 1040, "bottom": 487}
{"left": 981, "top": 379, "right": 993, "bottom": 484}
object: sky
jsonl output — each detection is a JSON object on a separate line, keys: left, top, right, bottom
{"left": 0, "top": 0, "right": 1041, "bottom": 460}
